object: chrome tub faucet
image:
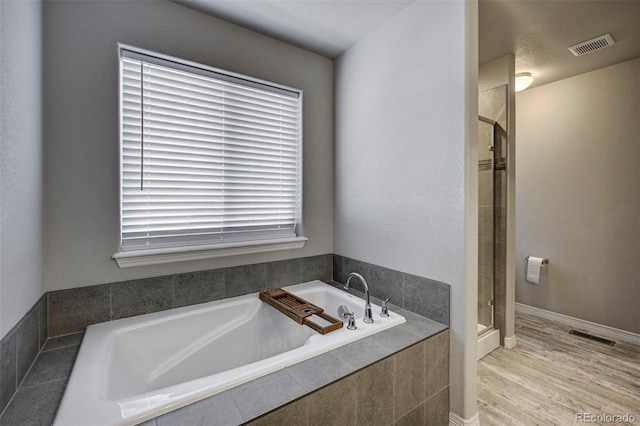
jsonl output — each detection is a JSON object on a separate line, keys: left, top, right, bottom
{"left": 344, "top": 272, "right": 374, "bottom": 324}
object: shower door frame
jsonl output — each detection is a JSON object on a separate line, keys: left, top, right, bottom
{"left": 478, "top": 115, "right": 498, "bottom": 337}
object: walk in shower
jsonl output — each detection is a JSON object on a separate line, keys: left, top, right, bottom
{"left": 477, "top": 85, "right": 508, "bottom": 358}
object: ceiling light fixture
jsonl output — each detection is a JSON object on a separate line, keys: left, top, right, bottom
{"left": 515, "top": 72, "right": 534, "bottom": 92}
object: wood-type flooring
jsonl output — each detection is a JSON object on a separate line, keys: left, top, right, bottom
{"left": 478, "top": 313, "right": 640, "bottom": 425}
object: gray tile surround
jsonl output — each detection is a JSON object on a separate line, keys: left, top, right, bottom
{"left": 0, "top": 253, "right": 450, "bottom": 423}
{"left": 287, "top": 351, "right": 354, "bottom": 391}
{"left": 249, "top": 395, "right": 307, "bottom": 426}
{"left": 246, "top": 329, "right": 451, "bottom": 426}
{"left": 333, "top": 255, "right": 450, "bottom": 325}
{"left": 0, "top": 332, "right": 17, "bottom": 413}
{"left": 354, "top": 356, "right": 394, "bottom": 425}
{"left": 41, "top": 333, "right": 83, "bottom": 352}
{"left": 309, "top": 374, "right": 356, "bottom": 425}
{"left": 225, "top": 263, "right": 267, "bottom": 298}
{"left": 16, "top": 306, "right": 41, "bottom": 385}
{"left": 38, "top": 299, "right": 47, "bottom": 355}
{"left": 0, "top": 379, "right": 66, "bottom": 426}
{"left": 156, "top": 391, "right": 243, "bottom": 426}
{"left": 0, "top": 294, "right": 47, "bottom": 415}
{"left": 395, "top": 402, "right": 425, "bottom": 426}
{"left": 173, "top": 269, "right": 224, "bottom": 308}
{"left": 424, "top": 386, "right": 450, "bottom": 425}
{"left": 0, "top": 332, "right": 81, "bottom": 425}
{"left": 22, "top": 345, "right": 78, "bottom": 388}
{"left": 370, "top": 264, "right": 405, "bottom": 307}
{"left": 393, "top": 342, "right": 425, "bottom": 420}
{"left": 230, "top": 369, "right": 307, "bottom": 420}
{"left": 48, "top": 284, "right": 110, "bottom": 336}
{"left": 47, "top": 254, "right": 333, "bottom": 337}
{"left": 332, "top": 254, "right": 345, "bottom": 285}
{"left": 266, "top": 258, "right": 303, "bottom": 288}
{"left": 404, "top": 276, "right": 450, "bottom": 326}
{"left": 301, "top": 254, "right": 332, "bottom": 282}
{"left": 0, "top": 295, "right": 448, "bottom": 426}
{"left": 343, "top": 257, "right": 371, "bottom": 286}
{"left": 160, "top": 318, "right": 448, "bottom": 425}
{"left": 111, "top": 276, "right": 174, "bottom": 320}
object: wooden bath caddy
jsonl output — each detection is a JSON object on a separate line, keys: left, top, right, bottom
{"left": 259, "top": 288, "right": 343, "bottom": 335}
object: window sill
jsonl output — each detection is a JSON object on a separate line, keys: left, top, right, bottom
{"left": 112, "top": 237, "right": 308, "bottom": 268}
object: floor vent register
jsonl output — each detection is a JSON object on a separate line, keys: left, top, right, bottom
{"left": 568, "top": 329, "right": 615, "bottom": 346}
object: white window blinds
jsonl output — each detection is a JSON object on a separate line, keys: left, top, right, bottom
{"left": 119, "top": 47, "right": 302, "bottom": 252}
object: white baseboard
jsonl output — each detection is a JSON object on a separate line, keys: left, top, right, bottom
{"left": 503, "top": 334, "right": 517, "bottom": 349}
{"left": 450, "top": 411, "right": 480, "bottom": 426}
{"left": 516, "top": 303, "right": 640, "bottom": 346}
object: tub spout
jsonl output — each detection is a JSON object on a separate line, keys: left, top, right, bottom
{"left": 344, "top": 272, "right": 373, "bottom": 324}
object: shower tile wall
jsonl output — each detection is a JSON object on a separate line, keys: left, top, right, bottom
{"left": 479, "top": 85, "right": 508, "bottom": 339}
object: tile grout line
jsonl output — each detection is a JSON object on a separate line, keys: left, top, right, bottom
{"left": 422, "top": 338, "right": 427, "bottom": 416}
{"left": 229, "top": 391, "right": 245, "bottom": 425}
{"left": 45, "top": 293, "right": 50, "bottom": 347}
{"left": 0, "top": 331, "right": 18, "bottom": 419}
{"left": 42, "top": 342, "right": 81, "bottom": 353}
{"left": 285, "top": 369, "right": 306, "bottom": 393}
{"left": 391, "top": 351, "right": 397, "bottom": 422}
{"left": 46, "top": 330, "right": 83, "bottom": 340}
{"left": 171, "top": 277, "right": 176, "bottom": 309}
{"left": 21, "top": 376, "right": 68, "bottom": 391}
{"left": 109, "top": 283, "right": 113, "bottom": 322}
{"left": 2, "top": 330, "right": 48, "bottom": 420}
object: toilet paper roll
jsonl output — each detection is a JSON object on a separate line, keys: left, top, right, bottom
{"left": 526, "top": 256, "right": 544, "bottom": 284}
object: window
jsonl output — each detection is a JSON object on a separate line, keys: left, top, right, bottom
{"left": 114, "top": 45, "right": 304, "bottom": 267}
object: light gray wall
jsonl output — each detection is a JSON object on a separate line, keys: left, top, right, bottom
{"left": 335, "top": 1, "right": 478, "bottom": 420}
{"left": 478, "top": 55, "right": 516, "bottom": 342}
{"left": 516, "top": 58, "right": 640, "bottom": 334}
{"left": 43, "top": 1, "right": 334, "bottom": 291}
{"left": 0, "top": 0, "right": 45, "bottom": 338}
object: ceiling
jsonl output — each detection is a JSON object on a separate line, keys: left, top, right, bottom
{"left": 175, "top": 0, "right": 640, "bottom": 88}
{"left": 175, "top": 0, "right": 415, "bottom": 58}
{"left": 479, "top": 0, "right": 640, "bottom": 89}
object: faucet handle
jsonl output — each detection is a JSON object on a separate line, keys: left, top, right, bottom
{"left": 338, "top": 305, "right": 351, "bottom": 319}
{"left": 380, "top": 297, "right": 391, "bottom": 317}
{"left": 345, "top": 312, "right": 357, "bottom": 330}
{"left": 338, "top": 305, "right": 357, "bottom": 330}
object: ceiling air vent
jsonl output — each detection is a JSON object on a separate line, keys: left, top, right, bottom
{"left": 568, "top": 33, "right": 615, "bottom": 56}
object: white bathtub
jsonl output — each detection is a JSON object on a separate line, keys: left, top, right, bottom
{"left": 54, "top": 280, "right": 405, "bottom": 426}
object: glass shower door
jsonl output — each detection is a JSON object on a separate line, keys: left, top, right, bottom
{"left": 478, "top": 117, "right": 495, "bottom": 335}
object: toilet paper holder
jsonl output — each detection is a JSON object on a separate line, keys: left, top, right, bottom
{"left": 525, "top": 256, "right": 549, "bottom": 265}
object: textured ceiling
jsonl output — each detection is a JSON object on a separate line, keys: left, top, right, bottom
{"left": 480, "top": 0, "right": 640, "bottom": 89}
{"left": 175, "top": 0, "right": 415, "bottom": 58}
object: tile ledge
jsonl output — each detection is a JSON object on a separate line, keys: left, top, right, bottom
{"left": 232, "top": 315, "right": 448, "bottom": 424}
